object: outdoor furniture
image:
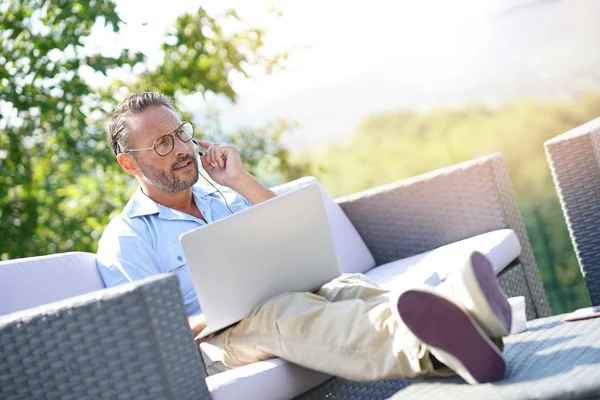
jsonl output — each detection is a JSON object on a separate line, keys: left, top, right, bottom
{"left": 545, "top": 117, "right": 600, "bottom": 306}
{"left": 4, "top": 279, "right": 600, "bottom": 400}
{"left": 1, "top": 152, "right": 553, "bottom": 399}
{"left": 0, "top": 275, "right": 209, "bottom": 400}
{"left": 308, "top": 314, "right": 600, "bottom": 400}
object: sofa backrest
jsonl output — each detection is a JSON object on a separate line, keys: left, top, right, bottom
{"left": 0, "top": 177, "right": 375, "bottom": 317}
{"left": 0, "top": 252, "right": 105, "bottom": 316}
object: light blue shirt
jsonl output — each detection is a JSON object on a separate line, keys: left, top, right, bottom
{"left": 96, "top": 185, "right": 251, "bottom": 316}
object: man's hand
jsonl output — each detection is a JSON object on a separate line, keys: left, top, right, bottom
{"left": 197, "top": 140, "right": 248, "bottom": 188}
{"left": 197, "top": 140, "right": 276, "bottom": 205}
{"left": 188, "top": 314, "right": 213, "bottom": 347}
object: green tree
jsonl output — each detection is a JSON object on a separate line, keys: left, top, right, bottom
{"left": 0, "top": 1, "right": 307, "bottom": 260}
{"left": 123, "top": 8, "right": 286, "bottom": 101}
{"left": 0, "top": 0, "right": 144, "bottom": 259}
{"left": 105, "top": 7, "right": 308, "bottom": 185}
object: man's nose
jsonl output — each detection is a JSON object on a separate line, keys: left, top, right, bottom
{"left": 173, "top": 135, "right": 190, "bottom": 155}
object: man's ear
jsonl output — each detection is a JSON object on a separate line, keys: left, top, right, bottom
{"left": 116, "top": 153, "right": 139, "bottom": 176}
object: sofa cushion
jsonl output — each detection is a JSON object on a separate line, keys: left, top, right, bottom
{"left": 0, "top": 252, "right": 104, "bottom": 316}
{"left": 365, "top": 229, "right": 521, "bottom": 290}
{"left": 271, "top": 177, "right": 376, "bottom": 274}
{"left": 205, "top": 358, "right": 330, "bottom": 400}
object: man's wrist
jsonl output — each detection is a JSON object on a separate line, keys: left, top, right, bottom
{"left": 226, "top": 171, "right": 256, "bottom": 193}
{"left": 227, "top": 171, "right": 275, "bottom": 205}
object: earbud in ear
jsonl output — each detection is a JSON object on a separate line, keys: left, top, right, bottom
{"left": 192, "top": 139, "right": 204, "bottom": 156}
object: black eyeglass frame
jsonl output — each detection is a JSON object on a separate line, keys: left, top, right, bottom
{"left": 120, "top": 121, "right": 195, "bottom": 157}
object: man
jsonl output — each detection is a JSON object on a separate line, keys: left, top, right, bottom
{"left": 97, "top": 92, "right": 512, "bottom": 384}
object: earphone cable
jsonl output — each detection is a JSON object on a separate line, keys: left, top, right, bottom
{"left": 198, "top": 169, "right": 235, "bottom": 214}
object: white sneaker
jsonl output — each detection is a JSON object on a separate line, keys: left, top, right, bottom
{"left": 396, "top": 288, "right": 507, "bottom": 384}
{"left": 438, "top": 251, "right": 512, "bottom": 338}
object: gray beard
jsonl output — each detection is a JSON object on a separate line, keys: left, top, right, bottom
{"left": 135, "top": 155, "right": 199, "bottom": 193}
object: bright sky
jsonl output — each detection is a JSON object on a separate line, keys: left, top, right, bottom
{"left": 81, "top": 0, "right": 521, "bottom": 147}
{"left": 88, "top": 0, "right": 499, "bottom": 90}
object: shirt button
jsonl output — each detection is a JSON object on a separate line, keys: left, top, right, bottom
{"left": 177, "top": 255, "right": 183, "bottom": 262}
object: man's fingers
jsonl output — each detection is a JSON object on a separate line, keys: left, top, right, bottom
{"left": 200, "top": 154, "right": 212, "bottom": 169}
{"left": 207, "top": 146, "right": 218, "bottom": 168}
{"left": 206, "top": 145, "right": 226, "bottom": 169}
{"left": 199, "top": 153, "right": 212, "bottom": 169}
{"left": 203, "top": 146, "right": 213, "bottom": 167}
{"left": 216, "top": 146, "right": 225, "bottom": 168}
{"left": 197, "top": 140, "right": 212, "bottom": 149}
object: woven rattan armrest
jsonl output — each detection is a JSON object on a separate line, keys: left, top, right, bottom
{"left": 545, "top": 117, "right": 600, "bottom": 305}
{"left": 0, "top": 274, "right": 210, "bottom": 400}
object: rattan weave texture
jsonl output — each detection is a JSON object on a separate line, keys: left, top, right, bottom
{"left": 545, "top": 117, "right": 600, "bottom": 305}
{"left": 0, "top": 274, "right": 209, "bottom": 400}
{"left": 301, "top": 315, "right": 600, "bottom": 400}
{"left": 498, "top": 261, "right": 538, "bottom": 319}
{"left": 386, "top": 315, "right": 600, "bottom": 400}
{"left": 338, "top": 153, "right": 551, "bottom": 319}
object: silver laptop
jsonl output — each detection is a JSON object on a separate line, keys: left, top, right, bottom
{"left": 180, "top": 183, "right": 342, "bottom": 339}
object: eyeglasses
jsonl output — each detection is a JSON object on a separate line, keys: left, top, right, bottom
{"left": 125, "top": 121, "right": 195, "bottom": 157}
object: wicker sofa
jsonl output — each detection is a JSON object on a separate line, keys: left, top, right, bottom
{"left": 545, "top": 117, "right": 600, "bottom": 306}
{"left": 0, "top": 152, "right": 551, "bottom": 399}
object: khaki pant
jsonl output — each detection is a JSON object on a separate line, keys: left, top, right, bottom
{"left": 200, "top": 274, "right": 454, "bottom": 381}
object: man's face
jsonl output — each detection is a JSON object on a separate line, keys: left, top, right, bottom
{"left": 127, "top": 105, "right": 199, "bottom": 193}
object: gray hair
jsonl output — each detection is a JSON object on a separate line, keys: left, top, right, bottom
{"left": 107, "top": 92, "right": 176, "bottom": 156}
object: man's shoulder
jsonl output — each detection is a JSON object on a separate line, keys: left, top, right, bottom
{"left": 102, "top": 212, "right": 136, "bottom": 234}
{"left": 192, "top": 184, "right": 218, "bottom": 198}
{"left": 99, "top": 209, "right": 155, "bottom": 246}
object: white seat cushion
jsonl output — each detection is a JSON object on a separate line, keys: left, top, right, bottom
{"left": 365, "top": 229, "right": 521, "bottom": 290}
{"left": 206, "top": 358, "right": 330, "bottom": 400}
{"left": 271, "top": 177, "right": 376, "bottom": 274}
{"left": 0, "top": 252, "right": 104, "bottom": 316}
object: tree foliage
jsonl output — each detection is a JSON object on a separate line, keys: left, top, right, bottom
{"left": 128, "top": 8, "right": 286, "bottom": 101}
{"left": 107, "top": 7, "right": 306, "bottom": 186}
{"left": 0, "top": 0, "right": 306, "bottom": 260}
{"left": 0, "top": 0, "right": 143, "bottom": 259}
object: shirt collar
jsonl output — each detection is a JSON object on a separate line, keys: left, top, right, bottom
{"left": 125, "top": 185, "right": 217, "bottom": 219}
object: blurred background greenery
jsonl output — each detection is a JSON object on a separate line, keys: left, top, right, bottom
{"left": 1, "top": 0, "right": 597, "bottom": 314}
{"left": 302, "top": 95, "right": 600, "bottom": 314}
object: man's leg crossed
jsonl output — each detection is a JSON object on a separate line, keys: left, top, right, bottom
{"left": 202, "top": 277, "right": 442, "bottom": 381}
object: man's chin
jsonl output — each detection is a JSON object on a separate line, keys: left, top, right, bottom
{"left": 174, "top": 172, "right": 199, "bottom": 193}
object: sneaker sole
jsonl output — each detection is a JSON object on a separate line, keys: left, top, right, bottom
{"left": 397, "top": 289, "right": 507, "bottom": 384}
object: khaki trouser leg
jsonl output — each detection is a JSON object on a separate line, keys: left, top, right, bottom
{"left": 201, "top": 274, "right": 446, "bottom": 381}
